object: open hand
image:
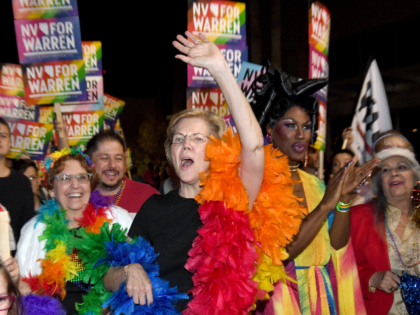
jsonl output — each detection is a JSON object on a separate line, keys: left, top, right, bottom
{"left": 172, "top": 31, "right": 225, "bottom": 72}
{"left": 124, "top": 263, "right": 153, "bottom": 305}
{"left": 370, "top": 270, "right": 400, "bottom": 293}
{"left": 341, "top": 156, "right": 380, "bottom": 196}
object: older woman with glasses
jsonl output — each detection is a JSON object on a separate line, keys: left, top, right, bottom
{"left": 15, "top": 148, "right": 134, "bottom": 314}
{"left": 351, "top": 141, "right": 420, "bottom": 314}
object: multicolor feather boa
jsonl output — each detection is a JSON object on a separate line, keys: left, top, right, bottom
{"left": 22, "top": 191, "right": 187, "bottom": 314}
{"left": 184, "top": 128, "right": 307, "bottom": 314}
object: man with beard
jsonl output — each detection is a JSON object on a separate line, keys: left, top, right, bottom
{"left": 86, "top": 131, "right": 159, "bottom": 218}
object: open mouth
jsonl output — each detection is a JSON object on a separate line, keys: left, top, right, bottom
{"left": 104, "top": 171, "right": 118, "bottom": 179}
{"left": 181, "top": 157, "right": 194, "bottom": 169}
{"left": 390, "top": 181, "right": 403, "bottom": 187}
{"left": 67, "top": 193, "right": 82, "bottom": 199}
{"left": 292, "top": 143, "right": 306, "bottom": 153}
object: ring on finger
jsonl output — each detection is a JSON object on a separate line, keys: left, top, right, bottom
{"left": 196, "top": 41, "right": 202, "bottom": 45}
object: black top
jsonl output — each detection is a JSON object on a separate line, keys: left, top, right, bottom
{"left": 128, "top": 189, "right": 201, "bottom": 311}
{"left": 0, "top": 168, "right": 35, "bottom": 252}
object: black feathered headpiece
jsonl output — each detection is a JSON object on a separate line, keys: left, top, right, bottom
{"left": 251, "top": 62, "right": 328, "bottom": 144}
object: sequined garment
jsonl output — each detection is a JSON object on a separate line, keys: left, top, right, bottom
{"left": 386, "top": 204, "right": 420, "bottom": 315}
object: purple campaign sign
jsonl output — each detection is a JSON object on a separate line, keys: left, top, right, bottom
{"left": 188, "top": 45, "right": 248, "bottom": 88}
{"left": 309, "top": 45, "right": 329, "bottom": 102}
{"left": 12, "top": 0, "right": 79, "bottom": 19}
{"left": 15, "top": 16, "right": 83, "bottom": 64}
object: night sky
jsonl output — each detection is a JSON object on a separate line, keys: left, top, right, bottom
{"left": 0, "top": 1, "right": 187, "bottom": 102}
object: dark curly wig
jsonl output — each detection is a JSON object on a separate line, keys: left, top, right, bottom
{"left": 251, "top": 62, "right": 327, "bottom": 144}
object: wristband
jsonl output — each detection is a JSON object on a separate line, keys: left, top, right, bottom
{"left": 336, "top": 201, "right": 351, "bottom": 213}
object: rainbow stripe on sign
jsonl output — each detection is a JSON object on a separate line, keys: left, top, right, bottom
{"left": 308, "top": 1, "right": 331, "bottom": 55}
{"left": 12, "top": 0, "right": 78, "bottom": 19}
{"left": 14, "top": 16, "right": 83, "bottom": 64}
{"left": 188, "top": 1, "right": 246, "bottom": 46}
{"left": 0, "top": 63, "right": 24, "bottom": 97}
{"left": 104, "top": 94, "right": 125, "bottom": 130}
{"left": 38, "top": 105, "right": 55, "bottom": 124}
{"left": 22, "top": 60, "right": 87, "bottom": 105}
{"left": 5, "top": 119, "right": 54, "bottom": 160}
{"left": 82, "top": 41, "right": 102, "bottom": 76}
{"left": 62, "top": 110, "right": 104, "bottom": 146}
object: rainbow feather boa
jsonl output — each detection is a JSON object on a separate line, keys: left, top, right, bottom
{"left": 23, "top": 192, "right": 187, "bottom": 314}
{"left": 184, "top": 128, "right": 306, "bottom": 314}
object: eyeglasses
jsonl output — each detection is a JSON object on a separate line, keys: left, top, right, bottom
{"left": 53, "top": 173, "right": 93, "bottom": 184}
{"left": 171, "top": 133, "right": 210, "bottom": 145}
{"left": 0, "top": 295, "right": 15, "bottom": 311}
{"left": 28, "top": 175, "right": 38, "bottom": 181}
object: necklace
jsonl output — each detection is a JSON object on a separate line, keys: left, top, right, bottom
{"left": 385, "top": 217, "right": 420, "bottom": 269}
{"left": 289, "top": 163, "right": 300, "bottom": 172}
{"left": 112, "top": 179, "right": 126, "bottom": 205}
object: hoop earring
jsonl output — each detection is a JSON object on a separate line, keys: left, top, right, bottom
{"left": 304, "top": 150, "right": 308, "bottom": 168}
{"left": 266, "top": 133, "right": 272, "bottom": 143}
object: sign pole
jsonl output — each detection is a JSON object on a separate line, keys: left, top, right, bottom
{"left": 54, "top": 103, "right": 65, "bottom": 138}
{"left": 0, "top": 212, "right": 11, "bottom": 260}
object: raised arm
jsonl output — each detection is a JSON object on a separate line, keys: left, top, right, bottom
{"left": 173, "top": 32, "right": 264, "bottom": 207}
{"left": 284, "top": 156, "right": 380, "bottom": 263}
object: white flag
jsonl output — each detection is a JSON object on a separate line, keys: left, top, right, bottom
{"left": 350, "top": 60, "right": 392, "bottom": 164}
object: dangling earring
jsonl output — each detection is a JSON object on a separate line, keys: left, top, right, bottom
{"left": 266, "top": 133, "right": 272, "bottom": 143}
{"left": 304, "top": 150, "right": 308, "bottom": 168}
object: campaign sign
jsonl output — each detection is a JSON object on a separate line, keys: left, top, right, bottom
{"left": 103, "top": 94, "right": 125, "bottom": 130}
{"left": 0, "top": 94, "right": 39, "bottom": 121}
{"left": 12, "top": 0, "right": 78, "bottom": 20}
{"left": 38, "top": 105, "right": 54, "bottom": 124}
{"left": 236, "top": 61, "right": 263, "bottom": 102}
{"left": 313, "top": 99, "right": 327, "bottom": 151}
{"left": 309, "top": 45, "right": 329, "bottom": 102}
{"left": 5, "top": 119, "right": 53, "bottom": 160}
{"left": 82, "top": 42, "right": 102, "bottom": 76}
{"left": 15, "top": 16, "right": 83, "bottom": 64}
{"left": 0, "top": 63, "right": 24, "bottom": 97}
{"left": 186, "top": 87, "right": 230, "bottom": 117}
{"left": 62, "top": 110, "right": 104, "bottom": 146}
{"left": 62, "top": 75, "right": 103, "bottom": 108}
{"left": 188, "top": 45, "right": 248, "bottom": 88}
{"left": 309, "top": 1, "right": 331, "bottom": 55}
{"left": 188, "top": 0, "right": 246, "bottom": 45}
{"left": 22, "top": 59, "right": 87, "bottom": 105}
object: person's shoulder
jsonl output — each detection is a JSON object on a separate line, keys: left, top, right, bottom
{"left": 20, "top": 214, "right": 44, "bottom": 236}
{"left": 141, "top": 189, "right": 180, "bottom": 211}
{"left": 351, "top": 201, "right": 376, "bottom": 221}
{"left": 125, "top": 178, "right": 160, "bottom": 195}
{"left": 299, "top": 169, "right": 325, "bottom": 189}
{"left": 108, "top": 205, "right": 133, "bottom": 230}
{"left": 8, "top": 168, "right": 30, "bottom": 184}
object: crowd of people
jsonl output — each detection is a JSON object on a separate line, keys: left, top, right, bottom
{"left": 0, "top": 31, "right": 419, "bottom": 315}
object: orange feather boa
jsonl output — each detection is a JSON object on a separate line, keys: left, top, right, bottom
{"left": 190, "top": 128, "right": 306, "bottom": 308}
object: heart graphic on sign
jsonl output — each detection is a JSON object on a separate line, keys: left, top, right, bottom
{"left": 73, "top": 114, "right": 80, "bottom": 124}
{"left": 44, "top": 66, "right": 54, "bottom": 78}
{"left": 210, "top": 3, "right": 219, "bottom": 17}
{"left": 210, "top": 92, "right": 219, "bottom": 105}
{"left": 17, "top": 123, "right": 25, "bottom": 135}
{"left": 39, "top": 23, "right": 49, "bottom": 36}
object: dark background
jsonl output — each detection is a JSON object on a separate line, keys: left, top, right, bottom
{"left": 1, "top": 0, "right": 420, "bottom": 169}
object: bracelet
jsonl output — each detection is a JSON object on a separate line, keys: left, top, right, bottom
{"left": 336, "top": 201, "right": 351, "bottom": 213}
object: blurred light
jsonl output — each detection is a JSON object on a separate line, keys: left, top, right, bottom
{"left": 103, "top": 70, "right": 106, "bottom": 74}
{"left": 413, "top": 129, "right": 418, "bottom": 133}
